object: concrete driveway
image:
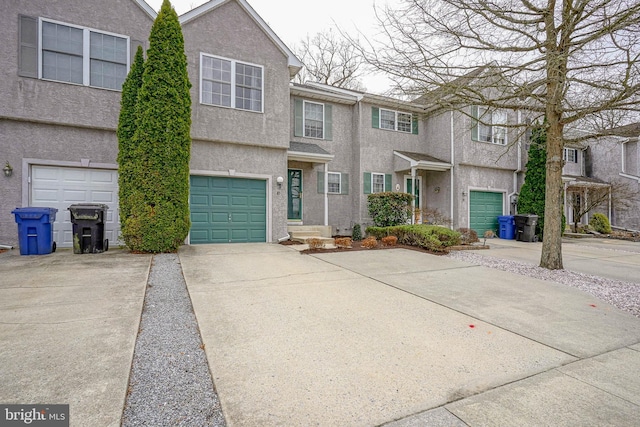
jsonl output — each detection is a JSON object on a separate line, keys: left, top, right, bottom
{"left": 0, "top": 249, "right": 151, "bottom": 427}
{"left": 179, "top": 243, "right": 640, "bottom": 427}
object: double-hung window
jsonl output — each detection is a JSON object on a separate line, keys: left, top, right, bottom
{"left": 38, "top": 19, "right": 128, "bottom": 90}
{"left": 200, "top": 53, "right": 263, "bottom": 112}
{"left": 563, "top": 148, "right": 578, "bottom": 163}
{"left": 327, "top": 172, "right": 341, "bottom": 194}
{"left": 379, "top": 108, "right": 413, "bottom": 133}
{"left": 473, "top": 106, "right": 507, "bottom": 145}
{"left": 304, "top": 101, "right": 324, "bottom": 139}
{"left": 372, "top": 173, "right": 386, "bottom": 193}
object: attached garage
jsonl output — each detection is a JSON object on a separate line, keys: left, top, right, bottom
{"left": 30, "top": 165, "right": 120, "bottom": 248}
{"left": 190, "top": 176, "right": 267, "bottom": 243}
{"left": 469, "top": 191, "right": 503, "bottom": 236}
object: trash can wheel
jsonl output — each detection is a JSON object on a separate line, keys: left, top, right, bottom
{"left": 104, "top": 239, "right": 109, "bottom": 252}
{"left": 52, "top": 242, "right": 56, "bottom": 253}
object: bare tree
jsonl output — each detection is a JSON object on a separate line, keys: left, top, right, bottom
{"left": 568, "top": 179, "right": 640, "bottom": 232}
{"left": 293, "top": 29, "right": 366, "bottom": 91}
{"left": 353, "top": 0, "right": 640, "bottom": 269}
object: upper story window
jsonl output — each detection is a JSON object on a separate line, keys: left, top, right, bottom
{"left": 472, "top": 106, "right": 507, "bottom": 145}
{"left": 304, "top": 101, "right": 324, "bottom": 138}
{"left": 372, "top": 173, "right": 386, "bottom": 193}
{"left": 563, "top": 148, "right": 578, "bottom": 163}
{"left": 372, "top": 107, "right": 418, "bottom": 134}
{"left": 18, "top": 16, "right": 129, "bottom": 90}
{"left": 200, "top": 53, "right": 263, "bottom": 112}
{"left": 293, "top": 99, "right": 333, "bottom": 140}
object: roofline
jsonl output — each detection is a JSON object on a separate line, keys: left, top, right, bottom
{"left": 134, "top": 0, "right": 157, "bottom": 19}
{"left": 290, "top": 85, "right": 360, "bottom": 105}
{"left": 393, "top": 151, "right": 452, "bottom": 171}
{"left": 179, "top": 0, "right": 303, "bottom": 78}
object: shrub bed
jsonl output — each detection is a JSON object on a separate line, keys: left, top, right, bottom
{"left": 366, "top": 224, "right": 461, "bottom": 253}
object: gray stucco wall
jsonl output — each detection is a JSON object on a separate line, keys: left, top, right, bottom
{"left": 183, "top": 0, "right": 291, "bottom": 149}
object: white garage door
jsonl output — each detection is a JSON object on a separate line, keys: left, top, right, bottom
{"left": 30, "top": 165, "right": 121, "bottom": 248}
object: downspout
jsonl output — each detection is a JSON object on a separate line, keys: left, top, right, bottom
{"left": 509, "top": 110, "right": 523, "bottom": 214}
{"left": 411, "top": 167, "right": 416, "bottom": 224}
{"left": 450, "top": 111, "right": 455, "bottom": 229}
{"left": 324, "top": 163, "right": 329, "bottom": 226}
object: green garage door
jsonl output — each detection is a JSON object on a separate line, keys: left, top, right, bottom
{"left": 470, "top": 191, "right": 503, "bottom": 236}
{"left": 190, "top": 176, "right": 266, "bottom": 243}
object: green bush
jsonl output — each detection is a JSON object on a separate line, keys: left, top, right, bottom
{"left": 367, "top": 192, "right": 414, "bottom": 227}
{"left": 121, "top": 0, "right": 192, "bottom": 253}
{"left": 352, "top": 223, "right": 362, "bottom": 241}
{"left": 366, "top": 224, "right": 461, "bottom": 252}
{"left": 589, "top": 213, "right": 612, "bottom": 234}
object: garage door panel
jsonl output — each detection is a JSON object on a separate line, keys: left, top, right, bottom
{"left": 31, "top": 165, "right": 120, "bottom": 248}
{"left": 470, "top": 191, "right": 503, "bottom": 236}
{"left": 190, "top": 176, "right": 266, "bottom": 243}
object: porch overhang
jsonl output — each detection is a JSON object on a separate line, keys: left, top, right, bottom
{"left": 563, "top": 175, "right": 610, "bottom": 189}
{"left": 288, "top": 141, "right": 334, "bottom": 164}
{"left": 393, "top": 150, "right": 452, "bottom": 172}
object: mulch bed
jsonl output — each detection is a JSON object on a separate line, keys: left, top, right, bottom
{"left": 279, "top": 240, "right": 488, "bottom": 255}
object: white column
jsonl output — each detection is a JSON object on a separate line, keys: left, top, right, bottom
{"left": 411, "top": 167, "right": 416, "bottom": 224}
{"left": 324, "top": 163, "right": 329, "bottom": 226}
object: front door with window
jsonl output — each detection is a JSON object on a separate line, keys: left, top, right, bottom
{"left": 405, "top": 176, "right": 422, "bottom": 223}
{"left": 288, "top": 169, "right": 302, "bottom": 220}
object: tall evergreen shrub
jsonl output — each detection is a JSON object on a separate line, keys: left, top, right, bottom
{"left": 117, "top": 46, "right": 145, "bottom": 231}
{"left": 122, "top": 0, "right": 192, "bottom": 252}
{"left": 518, "top": 123, "right": 547, "bottom": 239}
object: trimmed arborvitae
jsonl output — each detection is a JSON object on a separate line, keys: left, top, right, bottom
{"left": 122, "top": 0, "right": 192, "bottom": 252}
{"left": 117, "top": 45, "right": 145, "bottom": 231}
{"left": 518, "top": 123, "right": 547, "bottom": 239}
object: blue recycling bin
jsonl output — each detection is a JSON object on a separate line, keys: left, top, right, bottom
{"left": 497, "top": 215, "right": 516, "bottom": 240}
{"left": 12, "top": 207, "right": 58, "bottom": 255}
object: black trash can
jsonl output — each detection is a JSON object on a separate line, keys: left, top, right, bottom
{"left": 68, "top": 204, "right": 109, "bottom": 254}
{"left": 514, "top": 214, "right": 538, "bottom": 242}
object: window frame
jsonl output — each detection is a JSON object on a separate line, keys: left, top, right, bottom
{"left": 199, "top": 52, "right": 264, "bottom": 113}
{"left": 303, "top": 100, "right": 325, "bottom": 139}
{"left": 372, "top": 172, "right": 386, "bottom": 193}
{"left": 563, "top": 148, "right": 578, "bottom": 163}
{"left": 38, "top": 17, "right": 130, "bottom": 90}
{"left": 379, "top": 108, "right": 413, "bottom": 133}
{"left": 327, "top": 172, "right": 341, "bottom": 194}
{"left": 474, "top": 106, "right": 508, "bottom": 145}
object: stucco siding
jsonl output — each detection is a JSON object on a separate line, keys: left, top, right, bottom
{"left": 183, "top": 0, "right": 291, "bottom": 149}
{"left": 0, "top": 0, "right": 152, "bottom": 130}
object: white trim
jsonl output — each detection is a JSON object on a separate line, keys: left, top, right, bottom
{"left": 38, "top": 17, "right": 130, "bottom": 90}
{"left": 393, "top": 151, "right": 452, "bottom": 172}
{"left": 200, "top": 52, "right": 264, "bottom": 113}
{"left": 619, "top": 172, "right": 640, "bottom": 183}
{"left": 287, "top": 151, "right": 334, "bottom": 163}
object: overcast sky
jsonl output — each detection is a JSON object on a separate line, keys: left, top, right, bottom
{"left": 145, "top": 0, "right": 397, "bottom": 93}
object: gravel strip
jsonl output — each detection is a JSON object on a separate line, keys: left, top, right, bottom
{"left": 121, "top": 253, "right": 226, "bottom": 426}
{"left": 446, "top": 250, "right": 640, "bottom": 319}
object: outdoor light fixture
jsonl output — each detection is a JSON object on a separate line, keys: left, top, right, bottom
{"left": 276, "top": 176, "right": 284, "bottom": 188}
{"left": 462, "top": 190, "right": 467, "bottom": 197}
{"left": 434, "top": 186, "right": 440, "bottom": 193}
{"left": 3, "top": 162, "right": 12, "bottom": 177}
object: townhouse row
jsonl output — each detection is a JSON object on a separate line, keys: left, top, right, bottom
{"left": 1, "top": 0, "right": 638, "bottom": 249}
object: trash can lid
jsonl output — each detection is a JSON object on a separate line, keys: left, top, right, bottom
{"left": 11, "top": 207, "right": 59, "bottom": 214}
{"left": 68, "top": 203, "right": 109, "bottom": 210}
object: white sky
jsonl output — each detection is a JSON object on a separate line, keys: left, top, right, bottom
{"left": 144, "top": 0, "right": 398, "bottom": 93}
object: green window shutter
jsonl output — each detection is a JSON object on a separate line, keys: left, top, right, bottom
{"left": 317, "top": 171, "right": 324, "bottom": 193}
{"left": 363, "top": 172, "right": 372, "bottom": 194}
{"left": 18, "top": 15, "right": 38, "bottom": 78}
{"left": 412, "top": 115, "right": 419, "bottom": 135}
{"left": 471, "top": 105, "right": 479, "bottom": 141}
{"left": 384, "top": 174, "right": 392, "bottom": 191}
{"left": 341, "top": 173, "right": 349, "bottom": 195}
{"left": 294, "top": 99, "right": 303, "bottom": 137}
{"left": 324, "top": 104, "right": 332, "bottom": 140}
{"left": 371, "top": 107, "right": 379, "bottom": 129}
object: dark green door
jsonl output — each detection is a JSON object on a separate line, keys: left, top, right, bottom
{"left": 190, "top": 176, "right": 266, "bottom": 243}
{"left": 469, "top": 191, "right": 503, "bottom": 236}
{"left": 288, "top": 169, "right": 302, "bottom": 220}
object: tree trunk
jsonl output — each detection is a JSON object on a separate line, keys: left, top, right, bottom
{"left": 540, "top": 118, "right": 564, "bottom": 269}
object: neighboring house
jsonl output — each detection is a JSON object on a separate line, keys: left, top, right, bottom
{"left": 4, "top": 0, "right": 633, "bottom": 249}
